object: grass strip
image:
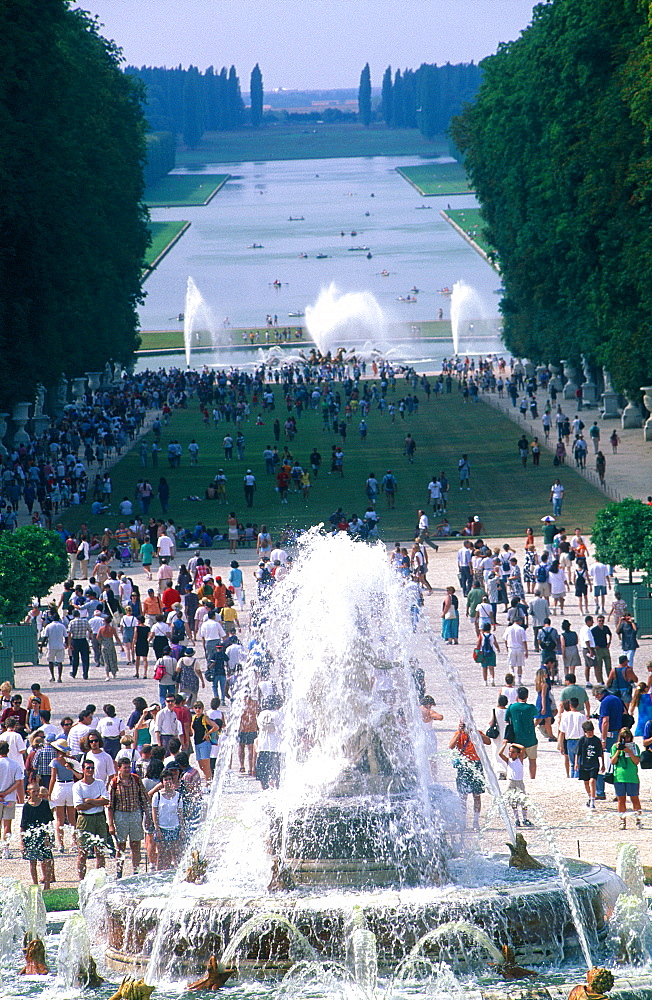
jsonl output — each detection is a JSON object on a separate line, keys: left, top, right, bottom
{"left": 143, "top": 221, "right": 190, "bottom": 271}
{"left": 43, "top": 887, "right": 79, "bottom": 912}
{"left": 396, "top": 163, "right": 472, "bottom": 196}
{"left": 144, "top": 174, "right": 229, "bottom": 207}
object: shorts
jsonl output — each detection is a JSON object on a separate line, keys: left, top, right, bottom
{"left": 76, "top": 811, "right": 110, "bottom": 843}
{"left": 507, "top": 779, "right": 525, "bottom": 793}
{"left": 578, "top": 768, "right": 599, "bottom": 782}
{"left": 614, "top": 781, "right": 640, "bottom": 798}
{"left": 0, "top": 801, "right": 15, "bottom": 822}
{"left": 113, "top": 810, "right": 144, "bottom": 844}
{"left": 238, "top": 731, "right": 257, "bottom": 745}
{"left": 507, "top": 649, "right": 525, "bottom": 669}
{"left": 455, "top": 759, "right": 485, "bottom": 796}
{"left": 48, "top": 648, "right": 65, "bottom": 663}
{"left": 524, "top": 744, "right": 538, "bottom": 759}
{"left": 194, "top": 740, "right": 211, "bottom": 761}
{"left": 159, "top": 827, "right": 180, "bottom": 842}
{"left": 594, "top": 585, "right": 607, "bottom": 596}
{"left": 50, "top": 781, "right": 74, "bottom": 808}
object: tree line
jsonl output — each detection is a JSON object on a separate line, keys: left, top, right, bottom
{"left": 451, "top": 0, "right": 652, "bottom": 399}
{"left": 0, "top": 0, "right": 149, "bottom": 410}
{"left": 359, "top": 61, "right": 482, "bottom": 136}
{"left": 127, "top": 63, "right": 266, "bottom": 147}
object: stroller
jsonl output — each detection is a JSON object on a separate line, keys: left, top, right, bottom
{"left": 118, "top": 544, "right": 132, "bottom": 568}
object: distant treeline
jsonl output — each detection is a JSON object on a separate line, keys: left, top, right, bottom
{"left": 375, "top": 62, "right": 482, "bottom": 136}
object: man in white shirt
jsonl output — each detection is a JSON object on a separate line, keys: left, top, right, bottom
{"left": 44, "top": 614, "right": 68, "bottom": 684}
{"left": 72, "top": 759, "right": 110, "bottom": 879}
{"left": 153, "top": 695, "right": 182, "bottom": 750}
{"left": 84, "top": 735, "right": 116, "bottom": 784}
{"left": 503, "top": 620, "right": 529, "bottom": 684}
{"left": 427, "top": 477, "right": 442, "bottom": 513}
{"left": 550, "top": 479, "right": 564, "bottom": 516}
{"left": 69, "top": 709, "right": 94, "bottom": 758}
{"left": 590, "top": 560, "right": 611, "bottom": 614}
{"left": 157, "top": 533, "right": 173, "bottom": 563}
{"left": 200, "top": 611, "right": 226, "bottom": 663}
{"left": 0, "top": 739, "right": 24, "bottom": 846}
{"left": 417, "top": 510, "right": 429, "bottom": 542}
{"left": 579, "top": 615, "right": 598, "bottom": 687}
{"left": 457, "top": 540, "right": 473, "bottom": 596}
{"left": 269, "top": 546, "right": 289, "bottom": 567}
{"left": 528, "top": 593, "right": 550, "bottom": 650}
{"left": 557, "top": 697, "right": 587, "bottom": 779}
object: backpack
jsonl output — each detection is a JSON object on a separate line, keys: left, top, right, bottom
{"left": 171, "top": 618, "right": 186, "bottom": 641}
{"left": 539, "top": 628, "right": 557, "bottom": 654}
{"left": 536, "top": 565, "right": 549, "bottom": 583}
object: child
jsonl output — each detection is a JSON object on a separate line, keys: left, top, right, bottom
{"left": 499, "top": 742, "right": 532, "bottom": 828}
{"left": 20, "top": 778, "right": 55, "bottom": 890}
{"left": 151, "top": 769, "right": 185, "bottom": 871}
{"left": 575, "top": 720, "right": 604, "bottom": 810}
{"left": 500, "top": 673, "right": 518, "bottom": 705}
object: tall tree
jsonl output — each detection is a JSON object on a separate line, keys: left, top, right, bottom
{"left": 452, "top": 0, "right": 652, "bottom": 398}
{"left": 227, "top": 65, "right": 243, "bottom": 129}
{"left": 250, "top": 63, "right": 263, "bottom": 128}
{"left": 358, "top": 62, "right": 372, "bottom": 127}
{"left": 183, "top": 66, "right": 202, "bottom": 148}
{"left": 381, "top": 65, "right": 393, "bottom": 126}
{"left": 0, "top": 0, "right": 149, "bottom": 407}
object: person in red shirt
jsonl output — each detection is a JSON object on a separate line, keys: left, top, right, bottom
{"left": 1, "top": 695, "right": 28, "bottom": 733}
{"left": 161, "top": 585, "right": 181, "bottom": 613}
{"left": 212, "top": 578, "right": 228, "bottom": 610}
{"left": 172, "top": 695, "right": 192, "bottom": 751}
{"left": 276, "top": 468, "right": 289, "bottom": 504}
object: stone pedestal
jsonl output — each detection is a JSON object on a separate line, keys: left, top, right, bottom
{"left": 641, "top": 387, "right": 652, "bottom": 441}
{"left": 32, "top": 415, "right": 50, "bottom": 439}
{"left": 561, "top": 360, "right": 578, "bottom": 400}
{"left": 0, "top": 413, "right": 9, "bottom": 459}
{"left": 622, "top": 398, "right": 643, "bottom": 429}
{"left": 601, "top": 390, "right": 620, "bottom": 420}
{"left": 12, "top": 402, "right": 31, "bottom": 446}
{"left": 581, "top": 381, "right": 598, "bottom": 406}
{"left": 524, "top": 361, "right": 535, "bottom": 379}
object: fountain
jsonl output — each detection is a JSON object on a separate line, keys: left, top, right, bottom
{"left": 81, "top": 531, "right": 629, "bottom": 994}
{"left": 183, "top": 276, "right": 231, "bottom": 366}
{"left": 305, "top": 283, "right": 389, "bottom": 357}
{"left": 449, "top": 279, "right": 501, "bottom": 355}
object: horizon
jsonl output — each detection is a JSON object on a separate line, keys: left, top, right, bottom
{"left": 74, "top": 0, "right": 537, "bottom": 91}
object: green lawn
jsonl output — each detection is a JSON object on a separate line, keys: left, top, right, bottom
{"left": 144, "top": 174, "right": 229, "bottom": 207}
{"left": 144, "top": 221, "right": 190, "bottom": 269}
{"left": 137, "top": 322, "right": 454, "bottom": 353}
{"left": 396, "top": 163, "right": 473, "bottom": 196}
{"left": 442, "top": 208, "right": 494, "bottom": 255}
{"left": 175, "top": 125, "right": 447, "bottom": 166}
{"left": 59, "top": 385, "right": 608, "bottom": 544}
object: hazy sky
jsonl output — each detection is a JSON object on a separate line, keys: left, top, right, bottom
{"left": 74, "top": 0, "right": 537, "bottom": 90}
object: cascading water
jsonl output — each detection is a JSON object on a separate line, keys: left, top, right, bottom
{"left": 449, "top": 279, "right": 501, "bottom": 356}
{"left": 305, "top": 284, "right": 389, "bottom": 357}
{"left": 183, "top": 276, "right": 230, "bottom": 366}
{"left": 82, "top": 531, "right": 632, "bottom": 993}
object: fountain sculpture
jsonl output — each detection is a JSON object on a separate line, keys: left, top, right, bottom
{"left": 82, "top": 532, "right": 628, "bottom": 993}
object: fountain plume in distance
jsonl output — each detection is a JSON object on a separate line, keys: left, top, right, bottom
{"left": 450, "top": 279, "right": 501, "bottom": 356}
{"left": 183, "top": 277, "right": 230, "bottom": 367}
{"left": 305, "top": 283, "right": 388, "bottom": 357}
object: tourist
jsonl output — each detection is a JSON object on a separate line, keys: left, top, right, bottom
{"left": 243, "top": 470, "right": 256, "bottom": 508}
{"left": 631, "top": 682, "right": 652, "bottom": 737}
{"left": 151, "top": 769, "right": 184, "bottom": 871}
{"left": 557, "top": 697, "right": 586, "bottom": 778}
{"left": 560, "top": 620, "right": 581, "bottom": 671}
{"left": 83, "top": 732, "right": 116, "bottom": 784}
{"left": 420, "top": 696, "right": 444, "bottom": 780}
{"left": 550, "top": 478, "right": 564, "bottom": 516}
{"left": 97, "top": 615, "right": 124, "bottom": 681}
{"left": 153, "top": 694, "right": 182, "bottom": 750}
{"left": 255, "top": 696, "right": 284, "bottom": 790}
{"left": 0, "top": 739, "right": 24, "bottom": 853}
{"left": 575, "top": 720, "right": 604, "bottom": 810}
{"left": 610, "top": 727, "right": 642, "bottom": 829}
{"left": 474, "top": 623, "right": 499, "bottom": 686}
{"left": 381, "top": 469, "right": 397, "bottom": 508}
{"left": 440, "top": 586, "right": 459, "bottom": 642}
{"left": 44, "top": 613, "right": 68, "bottom": 684}
{"left": 20, "top": 777, "right": 55, "bottom": 889}
{"left": 591, "top": 614, "right": 612, "bottom": 680}
{"left": 498, "top": 743, "right": 531, "bottom": 827}
{"left": 504, "top": 688, "right": 539, "bottom": 778}
{"left": 616, "top": 612, "right": 639, "bottom": 668}
{"left": 594, "top": 685, "right": 624, "bottom": 799}
{"left": 107, "top": 756, "right": 150, "bottom": 877}
{"left": 190, "top": 701, "right": 219, "bottom": 783}
{"left": 548, "top": 559, "right": 567, "bottom": 615}
{"left": 97, "top": 705, "right": 126, "bottom": 758}
{"left": 573, "top": 557, "right": 590, "bottom": 616}
{"left": 534, "top": 668, "right": 557, "bottom": 741}
{"left": 237, "top": 694, "right": 259, "bottom": 777}
{"left": 580, "top": 615, "right": 599, "bottom": 686}
{"left": 458, "top": 454, "right": 471, "bottom": 490}
{"left": 503, "top": 618, "right": 528, "bottom": 686}
{"left": 608, "top": 591, "right": 628, "bottom": 627}
{"left": 449, "top": 721, "right": 491, "bottom": 830}
{"left": 134, "top": 616, "right": 150, "bottom": 679}
{"left": 72, "top": 758, "right": 110, "bottom": 879}
{"left": 605, "top": 654, "right": 638, "bottom": 711}
{"left": 589, "top": 560, "right": 611, "bottom": 614}
{"left": 457, "top": 540, "right": 473, "bottom": 596}
{"left": 176, "top": 647, "right": 205, "bottom": 709}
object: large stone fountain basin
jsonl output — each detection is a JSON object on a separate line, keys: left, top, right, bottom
{"left": 93, "top": 859, "right": 624, "bottom": 979}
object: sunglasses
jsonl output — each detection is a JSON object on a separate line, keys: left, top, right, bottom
{"left": 89, "top": 739, "right": 100, "bottom": 744}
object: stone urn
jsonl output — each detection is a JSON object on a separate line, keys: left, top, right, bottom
{"left": 549, "top": 363, "right": 564, "bottom": 392}
{"left": 561, "top": 359, "right": 578, "bottom": 400}
{"left": 72, "top": 377, "right": 87, "bottom": 407}
{"left": 86, "top": 372, "right": 103, "bottom": 392}
{"left": 12, "top": 402, "right": 31, "bottom": 445}
{"left": 622, "top": 397, "right": 643, "bottom": 429}
{"left": 641, "top": 387, "right": 652, "bottom": 441}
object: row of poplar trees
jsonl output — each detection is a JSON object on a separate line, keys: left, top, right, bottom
{"left": 451, "top": 0, "right": 652, "bottom": 399}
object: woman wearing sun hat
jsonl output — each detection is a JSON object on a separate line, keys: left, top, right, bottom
{"left": 48, "top": 738, "right": 81, "bottom": 853}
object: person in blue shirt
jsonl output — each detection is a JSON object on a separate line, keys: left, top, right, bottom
{"left": 595, "top": 685, "right": 624, "bottom": 799}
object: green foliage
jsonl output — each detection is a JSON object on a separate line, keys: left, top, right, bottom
{"left": 381, "top": 66, "right": 393, "bottom": 125}
{"left": 358, "top": 63, "right": 372, "bottom": 127}
{"left": 143, "top": 221, "right": 188, "bottom": 270}
{"left": 0, "top": 526, "right": 67, "bottom": 622}
{"left": 143, "top": 131, "right": 176, "bottom": 187}
{"left": 183, "top": 67, "right": 202, "bottom": 148}
{"left": 0, "top": 1, "right": 149, "bottom": 407}
{"left": 452, "top": 0, "right": 652, "bottom": 398}
{"left": 591, "top": 499, "right": 652, "bottom": 581}
{"left": 250, "top": 63, "right": 263, "bottom": 128}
